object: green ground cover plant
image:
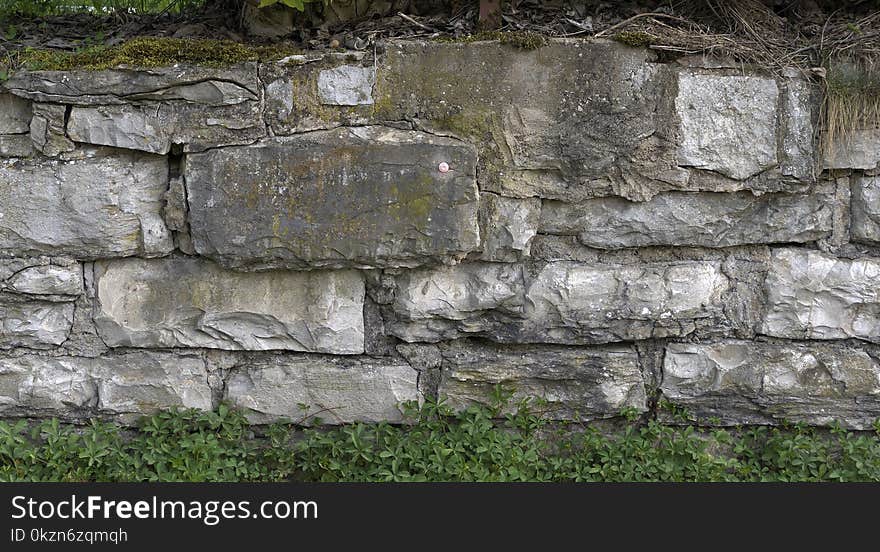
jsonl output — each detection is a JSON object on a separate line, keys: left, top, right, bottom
{"left": 2, "top": 396, "right": 880, "bottom": 482}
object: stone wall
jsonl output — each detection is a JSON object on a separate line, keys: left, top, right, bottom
{"left": 2, "top": 39, "right": 880, "bottom": 428}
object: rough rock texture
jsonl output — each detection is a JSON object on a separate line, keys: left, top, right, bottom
{"left": 0, "top": 298, "right": 74, "bottom": 349}
{"left": 0, "top": 352, "right": 212, "bottom": 420}
{"left": 661, "top": 341, "right": 880, "bottom": 429}
{"left": 521, "top": 260, "right": 731, "bottom": 343}
{"left": 478, "top": 193, "right": 540, "bottom": 261}
{"left": 675, "top": 73, "right": 778, "bottom": 180}
{"left": 6, "top": 264, "right": 83, "bottom": 296}
{"left": 388, "top": 259, "right": 731, "bottom": 344}
{"left": 224, "top": 354, "right": 420, "bottom": 424}
{"left": 375, "top": 41, "right": 812, "bottom": 202}
{"left": 0, "top": 40, "right": 877, "bottom": 428}
{"left": 437, "top": 340, "right": 647, "bottom": 420}
{"left": 0, "top": 135, "right": 33, "bottom": 157}
{"left": 762, "top": 248, "right": 880, "bottom": 343}
{"left": 540, "top": 190, "right": 833, "bottom": 249}
{"left": 185, "top": 126, "right": 480, "bottom": 270}
{"left": 93, "top": 256, "right": 365, "bottom": 353}
{"left": 0, "top": 93, "right": 31, "bottom": 134}
{"left": 30, "top": 103, "right": 74, "bottom": 157}
{"left": 823, "top": 130, "right": 880, "bottom": 170}
{"left": 387, "top": 262, "right": 525, "bottom": 342}
{"left": 0, "top": 149, "right": 172, "bottom": 258}
{"left": 852, "top": 176, "right": 880, "bottom": 244}
{"left": 5, "top": 64, "right": 260, "bottom": 105}
{"left": 317, "top": 65, "right": 375, "bottom": 105}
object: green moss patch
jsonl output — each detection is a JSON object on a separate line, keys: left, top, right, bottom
{"left": 16, "top": 36, "right": 302, "bottom": 71}
{"left": 437, "top": 31, "right": 548, "bottom": 50}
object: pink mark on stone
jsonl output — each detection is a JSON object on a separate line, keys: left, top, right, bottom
{"left": 438, "top": 162, "right": 450, "bottom": 173}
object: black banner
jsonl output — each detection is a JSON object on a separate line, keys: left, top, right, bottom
{"left": 0, "top": 483, "right": 875, "bottom": 547}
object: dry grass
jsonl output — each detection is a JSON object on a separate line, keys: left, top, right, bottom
{"left": 604, "top": 0, "right": 880, "bottom": 167}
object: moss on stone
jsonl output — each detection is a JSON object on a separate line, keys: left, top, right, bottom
{"left": 17, "top": 37, "right": 302, "bottom": 71}
{"left": 438, "top": 31, "right": 548, "bottom": 50}
{"left": 612, "top": 31, "right": 655, "bottom": 48}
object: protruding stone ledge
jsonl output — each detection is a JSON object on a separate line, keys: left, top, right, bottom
{"left": 0, "top": 352, "right": 213, "bottom": 422}
{"left": 387, "top": 259, "right": 732, "bottom": 344}
{"left": 661, "top": 341, "right": 880, "bottom": 429}
{"left": 185, "top": 126, "right": 480, "bottom": 270}
{"left": 93, "top": 256, "right": 365, "bottom": 353}
{"left": 761, "top": 248, "right": 880, "bottom": 343}
{"left": 436, "top": 340, "right": 647, "bottom": 421}
{"left": 540, "top": 189, "right": 833, "bottom": 249}
{"left": 223, "top": 354, "right": 420, "bottom": 424}
{"left": 0, "top": 148, "right": 172, "bottom": 259}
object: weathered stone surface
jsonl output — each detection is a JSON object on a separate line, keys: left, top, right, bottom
{"left": 0, "top": 352, "right": 212, "bottom": 420}
{"left": 388, "top": 260, "right": 731, "bottom": 344}
{"left": 852, "top": 176, "right": 880, "bottom": 244}
{"left": 0, "top": 135, "right": 33, "bottom": 157}
{"left": 521, "top": 260, "right": 730, "bottom": 343}
{"left": 317, "top": 65, "right": 375, "bottom": 106}
{"left": 94, "top": 256, "right": 365, "bottom": 353}
{"left": 780, "top": 75, "right": 817, "bottom": 180}
{"left": 67, "top": 99, "right": 264, "bottom": 154}
{"left": 437, "top": 340, "right": 647, "bottom": 420}
{"left": 0, "top": 149, "right": 172, "bottom": 258}
{"left": 676, "top": 73, "right": 779, "bottom": 180}
{"left": 30, "top": 103, "right": 74, "bottom": 157}
{"left": 262, "top": 52, "right": 374, "bottom": 134}
{"left": 762, "top": 249, "right": 880, "bottom": 343}
{"left": 540, "top": 190, "right": 833, "bottom": 249}
{"left": 224, "top": 355, "right": 420, "bottom": 424}
{"left": 388, "top": 262, "right": 525, "bottom": 342}
{"left": 661, "top": 341, "right": 880, "bottom": 429}
{"left": 0, "top": 297, "right": 73, "bottom": 348}
{"left": 185, "top": 126, "right": 480, "bottom": 270}
{"left": 376, "top": 40, "right": 809, "bottom": 202}
{"left": 478, "top": 194, "right": 540, "bottom": 261}
{"left": 0, "top": 93, "right": 31, "bottom": 134}
{"left": 7, "top": 264, "right": 83, "bottom": 296}
{"left": 5, "top": 64, "right": 260, "bottom": 105}
{"left": 823, "top": 129, "right": 880, "bottom": 170}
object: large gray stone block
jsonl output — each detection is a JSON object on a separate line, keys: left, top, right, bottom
{"left": 675, "top": 73, "right": 779, "bottom": 180}
{"left": 661, "top": 341, "right": 880, "bottom": 429}
{"left": 0, "top": 149, "right": 172, "bottom": 258}
{"left": 852, "top": 176, "right": 880, "bottom": 245}
{"left": 5, "top": 64, "right": 260, "bottom": 105}
{"left": 93, "top": 256, "right": 365, "bottom": 353}
{"left": 6, "top": 264, "right": 83, "bottom": 297}
{"left": 67, "top": 100, "right": 264, "bottom": 154}
{"left": 761, "top": 248, "right": 880, "bottom": 343}
{"left": 224, "top": 355, "right": 420, "bottom": 424}
{"left": 387, "top": 259, "right": 731, "bottom": 344}
{"left": 0, "top": 93, "right": 31, "bottom": 134}
{"left": 437, "top": 340, "right": 647, "bottom": 420}
{"left": 185, "top": 127, "right": 480, "bottom": 270}
{"left": 522, "top": 260, "right": 730, "bottom": 343}
{"left": 540, "top": 190, "right": 833, "bottom": 249}
{"left": 317, "top": 65, "right": 375, "bottom": 106}
{"left": 388, "top": 262, "right": 526, "bottom": 342}
{"left": 478, "top": 194, "right": 540, "bottom": 261}
{"left": 0, "top": 352, "right": 212, "bottom": 420}
{"left": 0, "top": 298, "right": 73, "bottom": 349}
